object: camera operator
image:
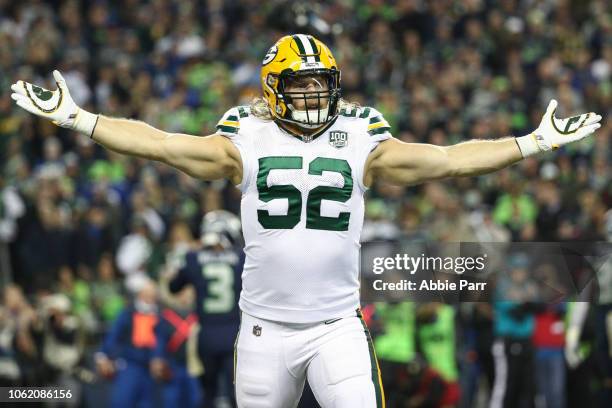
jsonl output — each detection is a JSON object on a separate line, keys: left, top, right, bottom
{"left": 37, "top": 293, "right": 84, "bottom": 406}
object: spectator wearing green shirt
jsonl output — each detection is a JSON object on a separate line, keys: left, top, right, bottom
{"left": 493, "top": 181, "right": 538, "bottom": 240}
{"left": 369, "top": 302, "right": 416, "bottom": 407}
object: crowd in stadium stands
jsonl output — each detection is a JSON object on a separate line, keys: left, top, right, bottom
{"left": 0, "top": 0, "right": 611, "bottom": 407}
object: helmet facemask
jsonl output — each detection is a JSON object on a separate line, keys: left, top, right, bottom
{"left": 275, "top": 69, "right": 340, "bottom": 130}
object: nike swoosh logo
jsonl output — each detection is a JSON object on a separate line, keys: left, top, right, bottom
{"left": 324, "top": 318, "right": 342, "bottom": 325}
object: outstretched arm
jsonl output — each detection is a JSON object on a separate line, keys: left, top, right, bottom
{"left": 365, "top": 100, "right": 602, "bottom": 187}
{"left": 92, "top": 116, "right": 241, "bottom": 183}
{"left": 10, "top": 71, "right": 242, "bottom": 184}
{"left": 365, "top": 137, "right": 521, "bottom": 186}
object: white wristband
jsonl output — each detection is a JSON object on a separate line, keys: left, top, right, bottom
{"left": 515, "top": 133, "right": 541, "bottom": 158}
{"left": 73, "top": 108, "right": 99, "bottom": 138}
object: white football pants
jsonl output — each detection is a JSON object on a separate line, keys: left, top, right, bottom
{"left": 234, "top": 310, "right": 385, "bottom": 408}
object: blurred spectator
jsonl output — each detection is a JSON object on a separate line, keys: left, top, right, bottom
{"left": 564, "top": 217, "right": 612, "bottom": 408}
{"left": 0, "top": 284, "right": 35, "bottom": 386}
{"left": 115, "top": 218, "right": 153, "bottom": 293}
{"left": 395, "top": 355, "right": 460, "bottom": 408}
{"left": 532, "top": 301, "right": 566, "bottom": 408}
{"left": 371, "top": 302, "right": 417, "bottom": 407}
{"left": 152, "top": 287, "right": 201, "bottom": 408}
{"left": 492, "top": 181, "right": 537, "bottom": 241}
{"left": 95, "top": 279, "right": 158, "bottom": 408}
{"left": 57, "top": 266, "right": 95, "bottom": 330}
{"left": 0, "top": 174, "right": 25, "bottom": 285}
{"left": 362, "top": 199, "right": 400, "bottom": 242}
{"left": 458, "top": 303, "right": 495, "bottom": 408}
{"left": 91, "top": 253, "right": 125, "bottom": 325}
{"left": 37, "top": 293, "right": 85, "bottom": 407}
{"left": 416, "top": 303, "right": 460, "bottom": 407}
{"left": 490, "top": 253, "right": 539, "bottom": 408}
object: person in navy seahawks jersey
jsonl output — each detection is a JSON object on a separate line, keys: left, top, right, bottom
{"left": 168, "top": 210, "right": 243, "bottom": 408}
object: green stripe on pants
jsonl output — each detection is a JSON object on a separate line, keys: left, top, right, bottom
{"left": 357, "top": 310, "right": 385, "bottom": 408}
{"left": 233, "top": 313, "right": 242, "bottom": 385}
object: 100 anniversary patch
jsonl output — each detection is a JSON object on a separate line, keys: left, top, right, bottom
{"left": 329, "top": 130, "right": 348, "bottom": 148}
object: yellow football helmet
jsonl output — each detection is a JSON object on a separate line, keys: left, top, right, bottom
{"left": 261, "top": 34, "right": 341, "bottom": 130}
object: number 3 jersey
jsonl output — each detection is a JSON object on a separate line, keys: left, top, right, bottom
{"left": 170, "top": 248, "right": 243, "bottom": 327}
{"left": 216, "top": 105, "right": 392, "bottom": 323}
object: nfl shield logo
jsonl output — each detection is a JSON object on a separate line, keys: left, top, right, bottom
{"left": 329, "top": 131, "right": 348, "bottom": 148}
{"left": 252, "top": 325, "right": 262, "bottom": 337}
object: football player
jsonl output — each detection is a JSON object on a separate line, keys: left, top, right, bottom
{"left": 11, "top": 34, "right": 602, "bottom": 407}
{"left": 167, "top": 210, "right": 243, "bottom": 407}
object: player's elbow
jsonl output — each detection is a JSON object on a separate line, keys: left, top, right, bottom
{"left": 196, "top": 150, "right": 241, "bottom": 182}
{"left": 159, "top": 135, "right": 238, "bottom": 181}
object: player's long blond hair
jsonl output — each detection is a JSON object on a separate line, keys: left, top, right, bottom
{"left": 249, "top": 97, "right": 359, "bottom": 121}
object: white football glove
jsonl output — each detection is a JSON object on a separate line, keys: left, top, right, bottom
{"left": 10, "top": 70, "right": 98, "bottom": 137}
{"left": 516, "top": 99, "right": 602, "bottom": 157}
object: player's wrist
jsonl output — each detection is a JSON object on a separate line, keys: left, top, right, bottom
{"left": 515, "top": 132, "right": 545, "bottom": 158}
{"left": 73, "top": 108, "right": 99, "bottom": 138}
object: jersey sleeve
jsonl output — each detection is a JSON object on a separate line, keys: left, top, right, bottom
{"left": 168, "top": 264, "right": 189, "bottom": 294}
{"left": 215, "top": 106, "right": 253, "bottom": 191}
{"left": 363, "top": 107, "right": 392, "bottom": 141}
{"left": 169, "top": 251, "right": 196, "bottom": 294}
{"left": 356, "top": 106, "right": 394, "bottom": 191}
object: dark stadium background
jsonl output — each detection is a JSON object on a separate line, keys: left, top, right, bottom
{"left": 0, "top": 0, "right": 610, "bottom": 407}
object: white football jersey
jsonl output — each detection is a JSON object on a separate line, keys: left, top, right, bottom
{"left": 216, "top": 105, "right": 392, "bottom": 323}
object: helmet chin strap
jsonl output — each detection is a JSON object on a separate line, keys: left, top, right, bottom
{"left": 287, "top": 105, "right": 330, "bottom": 129}
{"left": 276, "top": 114, "right": 334, "bottom": 143}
